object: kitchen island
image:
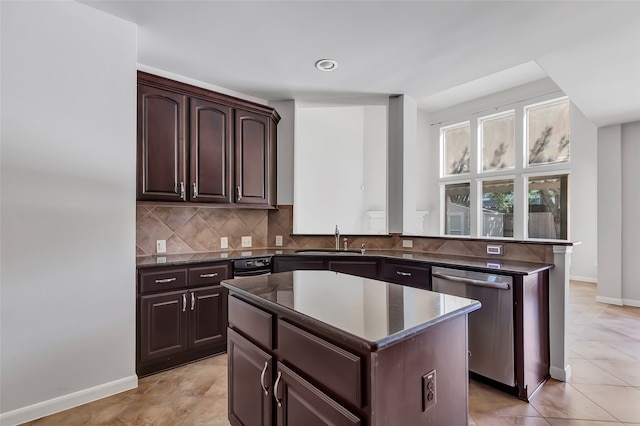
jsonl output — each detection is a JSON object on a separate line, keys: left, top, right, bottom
{"left": 222, "top": 270, "right": 481, "bottom": 426}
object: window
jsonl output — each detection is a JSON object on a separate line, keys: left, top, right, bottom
{"left": 480, "top": 112, "right": 515, "bottom": 172}
{"left": 527, "top": 98, "right": 570, "bottom": 166}
{"left": 528, "top": 175, "right": 568, "bottom": 239}
{"left": 442, "top": 122, "right": 470, "bottom": 176}
{"left": 445, "top": 183, "right": 470, "bottom": 236}
{"left": 439, "top": 96, "right": 570, "bottom": 240}
{"left": 482, "top": 179, "right": 514, "bottom": 237}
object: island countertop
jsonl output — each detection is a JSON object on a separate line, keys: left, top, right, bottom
{"left": 221, "top": 270, "right": 481, "bottom": 351}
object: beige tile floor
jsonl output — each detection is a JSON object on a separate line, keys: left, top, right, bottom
{"left": 24, "top": 281, "right": 640, "bottom": 425}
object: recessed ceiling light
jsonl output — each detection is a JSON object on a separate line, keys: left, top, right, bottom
{"left": 315, "top": 59, "right": 338, "bottom": 72}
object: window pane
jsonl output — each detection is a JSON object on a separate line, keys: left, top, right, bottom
{"left": 528, "top": 175, "right": 568, "bottom": 240}
{"left": 481, "top": 112, "right": 515, "bottom": 172}
{"left": 527, "top": 99, "right": 570, "bottom": 166}
{"left": 482, "top": 179, "right": 514, "bottom": 237}
{"left": 445, "top": 183, "right": 470, "bottom": 235}
{"left": 443, "top": 123, "right": 470, "bottom": 176}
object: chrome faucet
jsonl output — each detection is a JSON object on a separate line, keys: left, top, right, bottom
{"left": 334, "top": 225, "right": 340, "bottom": 250}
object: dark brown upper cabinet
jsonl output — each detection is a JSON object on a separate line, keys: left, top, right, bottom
{"left": 137, "top": 71, "right": 280, "bottom": 207}
{"left": 137, "top": 85, "right": 188, "bottom": 201}
{"left": 190, "top": 97, "right": 233, "bottom": 203}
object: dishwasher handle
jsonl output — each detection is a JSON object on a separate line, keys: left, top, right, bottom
{"left": 432, "top": 272, "right": 511, "bottom": 290}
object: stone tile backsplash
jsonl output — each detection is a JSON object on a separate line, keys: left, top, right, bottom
{"left": 136, "top": 205, "right": 267, "bottom": 255}
{"left": 137, "top": 204, "right": 553, "bottom": 263}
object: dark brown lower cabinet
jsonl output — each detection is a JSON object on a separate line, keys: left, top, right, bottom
{"left": 327, "top": 259, "right": 379, "bottom": 280}
{"left": 139, "top": 285, "right": 226, "bottom": 375}
{"left": 137, "top": 261, "right": 231, "bottom": 377}
{"left": 140, "top": 290, "right": 189, "bottom": 363}
{"left": 228, "top": 328, "right": 272, "bottom": 426}
{"left": 275, "top": 363, "right": 361, "bottom": 426}
{"left": 227, "top": 294, "right": 469, "bottom": 426}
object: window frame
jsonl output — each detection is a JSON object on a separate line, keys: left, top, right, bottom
{"left": 438, "top": 95, "right": 571, "bottom": 241}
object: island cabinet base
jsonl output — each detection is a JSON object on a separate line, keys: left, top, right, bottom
{"left": 227, "top": 293, "right": 471, "bottom": 426}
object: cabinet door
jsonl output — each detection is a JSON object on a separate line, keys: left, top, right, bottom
{"left": 328, "top": 260, "right": 379, "bottom": 280}
{"left": 275, "top": 362, "right": 361, "bottom": 426}
{"left": 137, "top": 84, "right": 188, "bottom": 201}
{"left": 228, "top": 328, "right": 272, "bottom": 426}
{"left": 273, "top": 257, "right": 326, "bottom": 273}
{"left": 139, "top": 291, "right": 188, "bottom": 363}
{"left": 235, "top": 109, "right": 272, "bottom": 205}
{"left": 188, "top": 286, "right": 227, "bottom": 350}
{"left": 381, "top": 260, "right": 431, "bottom": 289}
{"left": 190, "top": 98, "right": 233, "bottom": 203}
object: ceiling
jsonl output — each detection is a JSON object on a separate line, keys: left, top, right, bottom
{"left": 82, "top": 1, "right": 640, "bottom": 127}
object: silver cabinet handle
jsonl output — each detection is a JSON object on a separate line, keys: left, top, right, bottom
{"left": 396, "top": 271, "right": 412, "bottom": 277}
{"left": 155, "top": 277, "right": 177, "bottom": 284}
{"left": 273, "top": 371, "right": 282, "bottom": 407}
{"left": 192, "top": 182, "right": 198, "bottom": 198}
{"left": 236, "top": 186, "right": 242, "bottom": 200}
{"left": 260, "top": 361, "right": 269, "bottom": 396}
{"left": 180, "top": 182, "right": 185, "bottom": 200}
{"left": 191, "top": 292, "right": 195, "bottom": 311}
{"left": 182, "top": 294, "right": 186, "bottom": 312}
{"left": 199, "top": 273, "right": 218, "bottom": 278}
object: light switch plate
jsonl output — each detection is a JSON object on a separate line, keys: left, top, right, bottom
{"left": 156, "top": 240, "right": 166, "bottom": 254}
{"left": 275, "top": 235, "right": 283, "bottom": 246}
{"left": 241, "top": 236, "right": 252, "bottom": 248}
{"left": 402, "top": 240, "right": 413, "bottom": 248}
{"left": 220, "top": 237, "right": 228, "bottom": 249}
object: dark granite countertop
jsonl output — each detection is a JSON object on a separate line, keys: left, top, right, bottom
{"left": 136, "top": 248, "right": 552, "bottom": 275}
{"left": 222, "top": 270, "right": 481, "bottom": 350}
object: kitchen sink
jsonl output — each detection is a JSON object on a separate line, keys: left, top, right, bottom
{"left": 295, "top": 249, "right": 362, "bottom": 255}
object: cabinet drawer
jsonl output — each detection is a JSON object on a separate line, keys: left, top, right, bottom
{"left": 228, "top": 296, "right": 273, "bottom": 350}
{"left": 382, "top": 261, "right": 430, "bottom": 288}
{"left": 188, "top": 263, "right": 230, "bottom": 287}
{"left": 278, "top": 320, "right": 362, "bottom": 408}
{"left": 139, "top": 268, "right": 187, "bottom": 293}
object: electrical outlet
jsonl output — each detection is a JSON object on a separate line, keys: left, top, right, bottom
{"left": 422, "top": 369, "right": 436, "bottom": 412}
{"left": 156, "top": 240, "right": 166, "bottom": 254}
{"left": 275, "top": 235, "right": 283, "bottom": 247}
{"left": 220, "top": 237, "right": 228, "bottom": 249}
{"left": 241, "top": 236, "right": 252, "bottom": 248}
{"left": 487, "top": 244, "right": 503, "bottom": 255}
{"left": 402, "top": 239, "right": 413, "bottom": 248}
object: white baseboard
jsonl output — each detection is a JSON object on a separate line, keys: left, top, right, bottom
{"left": 622, "top": 298, "right": 640, "bottom": 308}
{"left": 570, "top": 275, "right": 597, "bottom": 283}
{"left": 0, "top": 375, "right": 137, "bottom": 426}
{"left": 596, "top": 295, "right": 624, "bottom": 306}
{"left": 549, "top": 364, "right": 572, "bottom": 382}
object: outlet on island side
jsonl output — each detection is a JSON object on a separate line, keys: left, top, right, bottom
{"left": 241, "top": 236, "right": 252, "bottom": 248}
{"left": 156, "top": 239, "right": 166, "bottom": 254}
{"left": 422, "top": 369, "right": 436, "bottom": 412}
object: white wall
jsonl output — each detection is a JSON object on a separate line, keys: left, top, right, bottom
{"left": 596, "top": 124, "right": 624, "bottom": 305}
{"left": 293, "top": 104, "right": 387, "bottom": 234}
{"left": 595, "top": 121, "right": 640, "bottom": 307}
{"left": 1, "top": 2, "right": 137, "bottom": 424}
{"left": 269, "top": 100, "right": 295, "bottom": 205}
{"left": 621, "top": 122, "right": 640, "bottom": 305}
{"left": 416, "top": 109, "right": 437, "bottom": 234}
{"left": 568, "top": 105, "right": 598, "bottom": 282}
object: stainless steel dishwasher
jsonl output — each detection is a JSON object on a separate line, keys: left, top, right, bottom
{"left": 431, "top": 266, "right": 514, "bottom": 386}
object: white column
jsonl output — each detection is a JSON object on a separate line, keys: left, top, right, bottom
{"left": 549, "top": 245, "right": 573, "bottom": 381}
